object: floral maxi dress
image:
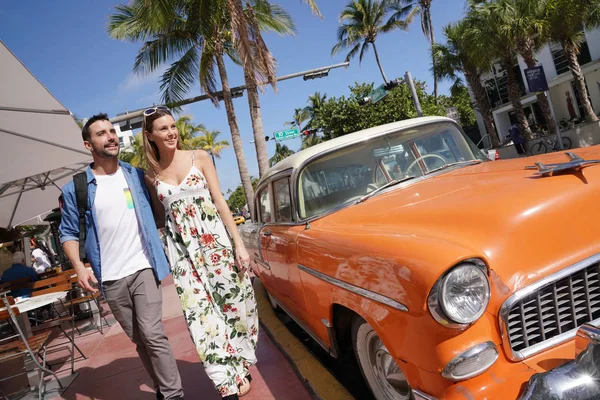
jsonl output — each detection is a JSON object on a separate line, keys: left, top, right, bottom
{"left": 156, "top": 160, "right": 258, "bottom": 397}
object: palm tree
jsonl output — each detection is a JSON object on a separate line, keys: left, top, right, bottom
{"left": 108, "top": 0, "right": 293, "bottom": 218}
{"left": 301, "top": 134, "right": 323, "bottom": 150}
{"left": 545, "top": 0, "right": 600, "bottom": 122}
{"left": 469, "top": 2, "right": 532, "bottom": 139}
{"left": 285, "top": 108, "right": 310, "bottom": 131}
{"left": 269, "top": 142, "right": 295, "bottom": 167}
{"left": 433, "top": 20, "right": 500, "bottom": 147}
{"left": 388, "top": 0, "right": 437, "bottom": 98}
{"left": 489, "top": 0, "right": 559, "bottom": 137}
{"left": 243, "top": 2, "right": 295, "bottom": 177}
{"left": 224, "top": 0, "right": 295, "bottom": 177}
{"left": 332, "top": 0, "right": 413, "bottom": 84}
{"left": 305, "top": 92, "right": 327, "bottom": 129}
{"left": 192, "top": 129, "right": 230, "bottom": 165}
{"left": 118, "top": 133, "right": 146, "bottom": 168}
{"left": 176, "top": 115, "right": 208, "bottom": 149}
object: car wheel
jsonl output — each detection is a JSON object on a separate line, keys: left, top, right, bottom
{"left": 352, "top": 317, "right": 413, "bottom": 400}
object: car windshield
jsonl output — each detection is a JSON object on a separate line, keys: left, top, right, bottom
{"left": 297, "top": 122, "right": 487, "bottom": 219}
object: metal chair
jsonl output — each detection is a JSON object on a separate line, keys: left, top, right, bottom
{"left": 0, "top": 292, "right": 63, "bottom": 399}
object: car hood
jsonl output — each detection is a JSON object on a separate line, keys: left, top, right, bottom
{"left": 324, "top": 148, "right": 600, "bottom": 304}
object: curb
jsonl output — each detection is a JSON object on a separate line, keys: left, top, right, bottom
{"left": 253, "top": 279, "right": 354, "bottom": 400}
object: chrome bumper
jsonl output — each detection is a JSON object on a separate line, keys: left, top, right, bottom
{"left": 519, "top": 324, "right": 600, "bottom": 400}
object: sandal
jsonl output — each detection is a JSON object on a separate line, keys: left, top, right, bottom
{"left": 238, "top": 376, "right": 251, "bottom": 397}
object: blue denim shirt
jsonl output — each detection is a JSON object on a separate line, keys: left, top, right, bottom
{"left": 59, "top": 161, "right": 170, "bottom": 289}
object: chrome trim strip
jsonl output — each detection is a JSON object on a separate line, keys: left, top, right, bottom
{"left": 499, "top": 252, "right": 600, "bottom": 361}
{"left": 298, "top": 264, "right": 409, "bottom": 312}
{"left": 412, "top": 389, "right": 438, "bottom": 400}
{"left": 441, "top": 341, "right": 498, "bottom": 380}
{"left": 254, "top": 257, "right": 270, "bottom": 270}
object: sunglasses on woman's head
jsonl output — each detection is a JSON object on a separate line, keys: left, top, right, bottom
{"left": 143, "top": 106, "right": 170, "bottom": 118}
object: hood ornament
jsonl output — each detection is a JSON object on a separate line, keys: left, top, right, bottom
{"left": 525, "top": 152, "right": 600, "bottom": 177}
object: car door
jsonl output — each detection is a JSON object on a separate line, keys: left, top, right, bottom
{"left": 262, "top": 176, "right": 310, "bottom": 319}
{"left": 252, "top": 184, "right": 275, "bottom": 287}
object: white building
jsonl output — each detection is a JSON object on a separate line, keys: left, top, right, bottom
{"left": 474, "top": 27, "right": 600, "bottom": 142}
{"left": 113, "top": 124, "right": 135, "bottom": 152}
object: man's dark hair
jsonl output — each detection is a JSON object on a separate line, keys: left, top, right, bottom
{"left": 82, "top": 113, "right": 110, "bottom": 142}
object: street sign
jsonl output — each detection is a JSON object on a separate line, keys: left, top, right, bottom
{"left": 273, "top": 127, "right": 299, "bottom": 141}
{"left": 445, "top": 107, "right": 460, "bottom": 122}
{"left": 370, "top": 84, "right": 388, "bottom": 103}
{"left": 524, "top": 66, "right": 549, "bottom": 92}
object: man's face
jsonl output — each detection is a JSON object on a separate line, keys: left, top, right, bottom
{"left": 84, "top": 120, "right": 120, "bottom": 159}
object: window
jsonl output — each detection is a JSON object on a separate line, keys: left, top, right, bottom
{"left": 273, "top": 178, "right": 292, "bottom": 222}
{"left": 551, "top": 40, "right": 592, "bottom": 76}
{"left": 483, "top": 62, "right": 525, "bottom": 108}
{"left": 258, "top": 187, "right": 272, "bottom": 223}
{"left": 118, "top": 137, "right": 124, "bottom": 148}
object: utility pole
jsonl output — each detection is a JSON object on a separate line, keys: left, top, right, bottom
{"left": 404, "top": 71, "right": 423, "bottom": 117}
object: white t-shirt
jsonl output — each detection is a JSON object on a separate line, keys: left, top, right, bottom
{"left": 32, "top": 248, "right": 51, "bottom": 274}
{"left": 93, "top": 167, "right": 152, "bottom": 282}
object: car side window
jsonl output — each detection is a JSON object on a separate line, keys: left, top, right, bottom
{"left": 258, "top": 187, "right": 272, "bottom": 223}
{"left": 273, "top": 178, "right": 292, "bottom": 222}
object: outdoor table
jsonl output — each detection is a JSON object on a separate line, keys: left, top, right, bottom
{"left": 0, "top": 292, "right": 68, "bottom": 338}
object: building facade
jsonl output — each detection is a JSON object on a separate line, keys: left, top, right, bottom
{"left": 474, "top": 27, "right": 600, "bottom": 144}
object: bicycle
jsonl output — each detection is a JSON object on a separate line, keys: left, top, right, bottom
{"left": 529, "top": 134, "right": 572, "bottom": 156}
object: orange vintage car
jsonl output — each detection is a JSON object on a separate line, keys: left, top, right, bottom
{"left": 240, "top": 116, "right": 600, "bottom": 400}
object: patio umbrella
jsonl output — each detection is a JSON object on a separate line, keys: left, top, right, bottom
{"left": 0, "top": 40, "right": 91, "bottom": 227}
{"left": 0, "top": 161, "right": 89, "bottom": 228}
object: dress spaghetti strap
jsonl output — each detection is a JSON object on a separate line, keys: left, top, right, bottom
{"left": 191, "top": 150, "right": 195, "bottom": 166}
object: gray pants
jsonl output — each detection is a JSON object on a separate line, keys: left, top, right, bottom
{"left": 103, "top": 268, "right": 183, "bottom": 399}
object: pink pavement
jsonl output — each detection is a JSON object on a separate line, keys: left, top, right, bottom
{"left": 48, "top": 275, "right": 313, "bottom": 400}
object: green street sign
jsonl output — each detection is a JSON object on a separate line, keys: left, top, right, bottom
{"left": 370, "top": 84, "right": 388, "bottom": 103}
{"left": 273, "top": 127, "right": 299, "bottom": 141}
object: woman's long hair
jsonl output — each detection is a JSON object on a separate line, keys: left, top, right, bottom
{"left": 142, "top": 108, "right": 181, "bottom": 175}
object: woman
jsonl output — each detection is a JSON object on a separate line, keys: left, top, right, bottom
{"left": 142, "top": 106, "right": 258, "bottom": 400}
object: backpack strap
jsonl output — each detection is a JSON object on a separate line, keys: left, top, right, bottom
{"left": 73, "top": 172, "right": 89, "bottom": 261}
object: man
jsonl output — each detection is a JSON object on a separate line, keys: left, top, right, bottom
{"left": 0, "top": 252, "right": 38, "bottom": 297}
{"left": 59, "top": 114, "right": 183, "bottom": 400}
{"left": 510, "top": 122, "right": 526, "bottom": 157}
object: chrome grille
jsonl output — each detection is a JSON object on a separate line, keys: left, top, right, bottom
{"left": 506, "top": 263, "right": 600, "bottom": 353}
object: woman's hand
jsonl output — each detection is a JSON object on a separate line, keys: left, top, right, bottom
{"left": 235, "top": 245, "right": 251, "bottom": 275}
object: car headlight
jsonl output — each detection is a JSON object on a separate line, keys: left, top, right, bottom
{"left": 428, "top": 261, "right": 490, "bottom": 327}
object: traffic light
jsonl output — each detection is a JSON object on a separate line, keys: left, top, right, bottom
{"left": 384, "top": 78, "right": 403, "bottom": 91}
{"left": 302, "top": 129, "right": 318, "bottom": 136}
{"left": 265, "top": 136, "right": 271, "bottom": 141}
{"left": 303, "top": 69, "right": 330, "bottom": 81}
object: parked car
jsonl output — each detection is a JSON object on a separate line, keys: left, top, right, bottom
{"left": 240, "top": 116, "right": 600, "bottom": 399}
{"left": 232, "top": 213, "right": 245, "bottom": 225}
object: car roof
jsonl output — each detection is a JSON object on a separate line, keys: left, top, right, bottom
{"left": 261, "top": 116, "right": 457, "bottom": 182}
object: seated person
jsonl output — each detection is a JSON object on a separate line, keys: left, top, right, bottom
{"left": 0, "top": 252, "right": 38, "bottom": 298}
{"left": 31, "top": 239, "right": 52, "bottom": 274}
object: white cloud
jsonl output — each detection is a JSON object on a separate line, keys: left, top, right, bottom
{"left": 118, "top": 65, "right": 168, "bottom": 93}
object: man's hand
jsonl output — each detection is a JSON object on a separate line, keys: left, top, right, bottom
{"left": 76, "top": 267, "right": 98, "bottom": 293}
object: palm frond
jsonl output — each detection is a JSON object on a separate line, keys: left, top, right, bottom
{"left": 132, "top": 31, "right": 197, "bottom": 76}
{"left": 159, "top": 44, "right": 201, "bottom": 106}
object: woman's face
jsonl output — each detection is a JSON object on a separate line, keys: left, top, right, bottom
{"left": 147, "top": 114, "right": 178, "bottom": 152}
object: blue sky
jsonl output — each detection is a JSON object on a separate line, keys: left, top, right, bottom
{"left": 0, "top": 0, "right": 468, "bottom": 194}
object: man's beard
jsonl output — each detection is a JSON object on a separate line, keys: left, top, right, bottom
{"left": 93, "top": 142, "right": 120, "bottom": 158}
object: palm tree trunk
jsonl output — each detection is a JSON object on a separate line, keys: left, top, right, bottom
{"left": 464, "top": 67, "right": 500, "bottom": 148}
{"left": 562, "top": 40, "right": 598, "bottom": 122}
{"left": 244, "top": 72, "right": 270, "bottom": 177}
{"left": 519, "top": 45, "right": 559, "bottom": 136}
{"left": 215, "top": 51, "right": 256, "bottom": 219}
{"left": 371, "top": 41, "right": 388, "bottom": 84}
{"left": 503, "top": 55, "right": 531, "bottom": 139}
{"left": 429, "top": 14, "right": 438, "bottom": 100}
{"left": 211, "top": 152, "right": 216, "bottom": 166}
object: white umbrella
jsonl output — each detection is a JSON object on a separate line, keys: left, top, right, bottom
{"left": 0, "top": 40, "right": 91, "bottom": 227}
{"left": 0, "top": 162, "right": 89, "bottom": 228}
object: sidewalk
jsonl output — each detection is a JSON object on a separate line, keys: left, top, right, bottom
{"left": 47, "top": 276, "right": 314, "bottom": 400}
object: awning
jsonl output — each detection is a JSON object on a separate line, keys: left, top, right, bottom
{"left": 0, "top": 40, "right": 90, "bottom": 185}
